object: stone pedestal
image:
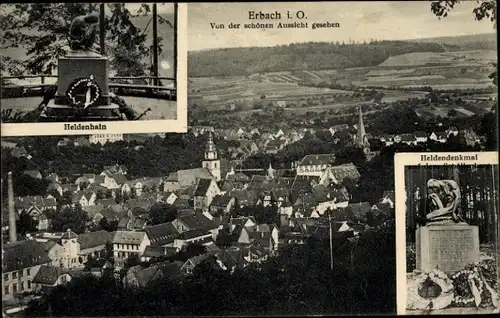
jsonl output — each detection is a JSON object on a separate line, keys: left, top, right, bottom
{"left": 55, "top": 50, "right": 110, "bottom": 106}
{"left": 415, "top": 224, "right": 479, "bottom": 273}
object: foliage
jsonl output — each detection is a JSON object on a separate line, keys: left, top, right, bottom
{"left": 148, "top": 203, "right": 179, "bottom": 225}
{"left": 16, "top": 210, "right": 39, "bottom": 235}
{"left": 188, "top": 41, "right": 452, "bottom": 77}
{"left": 0, "top": 3, "right": 166, "bottom": 77}
{"left": 26, "top": 225, "right": 395, "bottom": 316}
{"left": 50, "top": 205, "right": 90, "bottom": 234}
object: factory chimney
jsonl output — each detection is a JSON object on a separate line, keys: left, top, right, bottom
{"left": 8, "top": 172, "right": 17, "bottom": 243}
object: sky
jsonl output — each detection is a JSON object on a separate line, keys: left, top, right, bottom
{"left": 188, "top": 1, "right": 496, "bottom": 51}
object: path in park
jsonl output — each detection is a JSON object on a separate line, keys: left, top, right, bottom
{"left": 1, "top": 96, "right": 176, "bottom": 121}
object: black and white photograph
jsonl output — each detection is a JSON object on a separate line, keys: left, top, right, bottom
{"left": 0, "top": 0, "right": 498, "bottom": 317}
{"left": 1, "top": 3, "right": 187, "bottom": 136}
{"left": 395, "top": 152, "right": 499, "bottom": 315}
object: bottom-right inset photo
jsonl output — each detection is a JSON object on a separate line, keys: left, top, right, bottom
{"left": 395, "top": 152, "right": 499, "bottom": 315}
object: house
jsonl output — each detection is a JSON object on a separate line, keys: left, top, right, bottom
{"left": 2, "top": 240, "right": 52, "bottom": 300}
{"left": 78, "top": 230, "right": 113, "bottom": 263}
{"left": 74, "top": 175, "right": 93, "bottom": 187}
{"left": 329, "top": 124, "right": 350, "bottom": 136}
{"left": 215, "top": 248, "right": 246, "bottom": 272}
{"left": 82, "top": 205, "right": 105, "bottom": 225}
{"left": 23, "top": 169, "right": 42, "bottom": 179}
{"left": 123, "top": 261, "right": 183, "bottom": 288}
{"left": 141, "top": 246, "right": 179, "bottom": 262}
{"left": 243, "top": 243, "right": 270, "bottom": 264}
{"left": 193, "top": 178, "right": 221, "bottom": 211}
{"left": 112, "top": 231, "right": 151, "bottom": 268}
{"left": 229, "top": 217, "right": 256, "bottom": 233}
{"left": 157, "top": 192, "right": 178, "bottom": 205}
{"left": 103, "top": 164, "right": 128, "bottom": 175}
{"left": 61, "top": 183, "right": 80, "bottom": 194}
{"left": 93, "top": 174, "right": 120, "bottom": 190}
{"left": 173, "top": 229, "right": 214, "bottom": 249}
{"left": 84, "top": 258, "right": 113, "bottom": 278}
{"left": 319, "top": 163, "right": 361, "bottom": 186}
{"left": 164, "top": 168, "right": 214, "bottom": 192}
{"left": 180, "top": 254, "right": 215, "bottom": 275}
{"left": 399, "top": 133, "right": 417, "bottom": 146}
{"left": 413, "top": 131, "right": 428, "bottom": 143}
{"left": 46, "top": 173, "right": 59, "bottom": 183}
{"left": 21, "top": 206, "right": 50, "bottom": 231}
{"left": 296, "top": 154, "right": 336, "bottom": 176}
{"left": 381, "top": 190, "right": 395, "bottom": 208}
{"left": 429, "top": 132, "right": 448, "bottom": 143}
{"left": 229, "top": 190, "right": 259, "bottom": 207}
{"left": 32, "top": 265, "right": 72, "bottom": 293}
{"left": 144, "top": 222, "right": 180, "bottom": 248}
{"left": 446, "top": 126, "right": 459, "bottom": 137}
{"left": 172, "top": 212, "right": 215, "bottom": 234}
{"left": 209, "top": 195, "right": 235, "bottom": 215}
{"left": 71, "top": 193, "right": 90, "bottom": 206}
{"left": 340, "top": 202, "right": 372, "bottom": 222}
{"left": 265, "top": 139, "right": 287, "bottom": 154}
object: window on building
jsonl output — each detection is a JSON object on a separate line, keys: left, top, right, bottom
{"left": 19, "top": 270, "right": 23, "bottom": 278}
{"left": 20, "top": 281, "right": 25, "bottom": 291}
{"left": 13, "top": 283, "right": 17, "bottom": 293}
{"left": 26, "top": 268, "right": 31, "bottom": 276}
{"left": 27, "top": 280, "right": 32, "bottom": 290}
{"left": 12, "top": 272, "right": 17, "bottom": 279}
{"left": 4, "top": 285, "right": 9, "bottom": 295}
{"left": 61, "top": 275, "right": 67, "bottom": 283}
{"left": 4, "top": 273, "right": 9, "bottom": 281}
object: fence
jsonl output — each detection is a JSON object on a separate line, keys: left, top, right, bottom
{"left": 405, "top": 164, "right": 499, "bottom": 244}
{"left": 1, "top": 75, "right": 176, "bottom": 100}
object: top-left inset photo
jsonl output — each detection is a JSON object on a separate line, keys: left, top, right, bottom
{"left": 1, "top": 3, "right": 187, "bottom": 136}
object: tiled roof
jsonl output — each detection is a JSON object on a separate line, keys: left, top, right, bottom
{"left": 32, "top": 265, "right": 67, "bottom": 285}
{"left": 177, "top": 228, "right": 212, "bottom": 240}
{"left": 23, "top": 170, "right": 42, "bottom": 179}
{"left": 347, "top": 202, "right": 372, "bottom": 219}
{"left": 291, "top": 175, "right": 321, "bottom": 192}
{"left": 326, "top": 163, "right": 361, "bottom": 182}
{"left": 226, "top": 172, "right": 250, "bottom": 182}
{"left": 143, "top": 246, "right": 179, "bottom": 258}
{"left": 382, "top": 190, "right": 395, "bottom": 203}
{"left": 210, "top": 195, "right": 234, "bottom": 207}
{"left": 3, "top": 240, "right": 52, "bottom": 272}
{"left": 229, "top": 190, "right": 259, "bottom": 206}
{"left": 166, "top": 168, "right": 214, "bottom": 188}
{"left": 82, "top": 205, "right": 105, "bottom": 217}
{"left": 298, "top": 154, "right": 336, "bottom": 167}
{"left": 78, "top": 230, "right": 113, "bottom": 250}
{"left": 112, "top": 231, "right": 147, "bottom": 245}
{"left": 413, "top": 131, "right": 427, "bottom": 138}
{"left": 400, "top": 133, "right": 416, "bottom": 142}
{"left": 144, "top": 222, "right": 179, "bottom": 247}
{"left": 176, "top": 212, "right": 214, "bottom": 231}
{"left": 194, "top": 178, "right": 213, "bottom": 197}
{"left": 113, "top": 173, "right": 128, "bottom": 185}
{"left": 61, "top": 229, "right": 78, "bottom": 240}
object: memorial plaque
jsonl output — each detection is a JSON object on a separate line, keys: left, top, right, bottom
{"left": 416, "top": 225, "right": 480, "bottom": 273}
{"left": 55, "top": 51, "right": 110, "bottom": 106}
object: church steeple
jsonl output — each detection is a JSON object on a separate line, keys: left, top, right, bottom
{"left": 356, "top": 105, "right": 368, "bottom": 148}
{"left": 267, "top": 163, "right": 275, "bottom": 179}
{"left": 202, "top": 131, "right": 221, "bottom": 181}
{"left": 204, "top": 130, "right": 217, "bottom": 160}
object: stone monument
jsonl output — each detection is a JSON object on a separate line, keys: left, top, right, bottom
{"left": 40, "top": 12, "right": 121, "bottom": 121}
{"left": 415, "top": 178, "right": 480, "bottom": 273}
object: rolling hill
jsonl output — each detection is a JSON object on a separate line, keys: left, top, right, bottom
{"left": 188, "top": 33, "right": 496, "bottom": 77}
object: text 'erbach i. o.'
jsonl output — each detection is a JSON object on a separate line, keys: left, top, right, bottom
{"left": 209, "top": 10, "right": 340, "bottom": 30}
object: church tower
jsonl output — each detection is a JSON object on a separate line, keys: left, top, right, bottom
{"left": 356, "top": 105, "right": 370, "bottom": 153}
{"left": 202, "top": 131, "right": 221, "bottom": 181}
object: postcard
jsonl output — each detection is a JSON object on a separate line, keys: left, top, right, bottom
{"left": 1, "top": 3, "right": 187, "bottom": 136}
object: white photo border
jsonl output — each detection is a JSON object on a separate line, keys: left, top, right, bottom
{"left": 1, "top": 3, "right": 188, "bottom": 136}
{"left": 395, "top": 151, "right": 499, "bottom": 315}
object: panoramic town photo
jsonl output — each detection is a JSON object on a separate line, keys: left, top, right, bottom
{"left": 1, "top": 0, "right": 498, "bottom": 316}
{"left": 0, "top": 3, "right": 186, "bottom": 136}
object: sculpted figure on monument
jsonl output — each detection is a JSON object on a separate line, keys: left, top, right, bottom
{"left": 68, "top": 12, "right": 99, "bottom": 51}
{"left": 425, "top": 179, "right": 467, "bottom": 224}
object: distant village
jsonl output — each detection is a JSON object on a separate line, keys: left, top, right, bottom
{"left": 1, "top": 104, "right": 488, "bottom": 306}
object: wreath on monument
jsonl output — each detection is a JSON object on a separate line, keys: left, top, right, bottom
{"left": 407, "top": 269, "right": 454, "bottom": 310}
{"left": 451, "top": 259, "right": 499, "bottom": 308}
{"left": 66, "top": 75, "right": 101, "bottom": 109}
